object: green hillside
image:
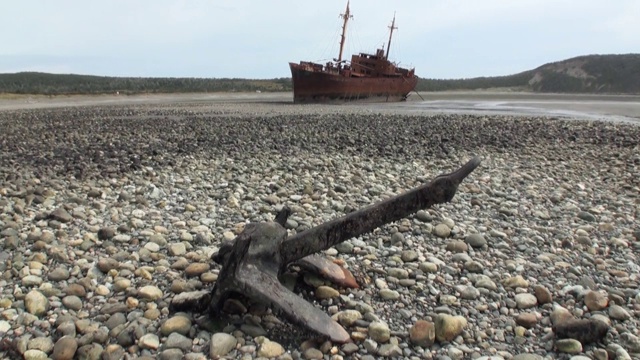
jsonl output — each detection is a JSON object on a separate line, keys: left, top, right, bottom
{"left": 1, "top": 54, "right": 638, "bottom": 95}
{"left": 416, "top": 54, "right": 640, "bottom": 94}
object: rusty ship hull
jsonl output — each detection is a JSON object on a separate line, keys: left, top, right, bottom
{"left": 289, "top": 62, "right": 418, "bottom": 103}
{"left": 289, "top": 2, "right": 418, "bottom": 104}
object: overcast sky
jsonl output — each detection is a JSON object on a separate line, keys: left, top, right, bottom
{"left": 2, "top": 0, "right": 638, "bottom": 79}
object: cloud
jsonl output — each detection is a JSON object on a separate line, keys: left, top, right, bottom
{"left": 1, "top": 0, "right": 638, "bottom": 78}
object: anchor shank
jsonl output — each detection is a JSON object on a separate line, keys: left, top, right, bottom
{"left": 280, "top": 156, "right": 481, "bottom": 264}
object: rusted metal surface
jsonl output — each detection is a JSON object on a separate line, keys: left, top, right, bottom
{"left": 280, "top": 156, "right": 481, "bottom": 265}
{"left": 182, "top": 157, "right": 481, "bottom": 343}
{"left": 289, "top": 62, "right": 418, "bottom": 103}
{"left": 289, "top": 2, "right": 418, "bottom": 104}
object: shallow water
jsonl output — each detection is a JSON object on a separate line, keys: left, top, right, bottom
{"left": 379, "top": 98, "right": 640, "bottom": 125}
{"left": 2, "top": 91, "right": 639, "bottom": 125}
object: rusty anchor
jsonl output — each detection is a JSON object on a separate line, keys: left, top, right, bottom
{"left": 171, "top": 156, "right": 481, "bottom": 343}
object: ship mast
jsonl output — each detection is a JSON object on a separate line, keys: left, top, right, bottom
{"left": 385, "top": 12, "right": 397, "bottom": 60}
{"left": 337, "top": 1, "right": 352, "bottom": 62}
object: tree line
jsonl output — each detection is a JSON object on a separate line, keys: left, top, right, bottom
{"left": 1, "top": 54, "right": 638, "bottom": 95}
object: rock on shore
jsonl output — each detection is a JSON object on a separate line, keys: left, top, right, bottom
{"left": 1, "top": 102, "right": 639, "bottom": 359}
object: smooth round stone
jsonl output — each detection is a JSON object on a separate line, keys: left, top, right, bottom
{"left": 464, "top": 260, "right": 484, "bottom": 273}
{"left": 164, "top": 332, "right": 192, "bottom": 352}
{"left": 503, "top": 275, "right": 529, "bottom": 288}
{"left": 516, "top": 313, "right": 538, "bottom": 328}
{"left": 415, "top": 210, "right": 432, "bottom": 222}
{"left": 97, "top": 258, "right": 120, "bottom": 273}
{"left": 410, "top": 320, "right": 435, "bottom": 347}
{"left": 342, "top": 342, "right": 359, "bottom": 354}
{"left": 209, "top": 333, "right": 237, "bottom": 357}
{"left": 315, "top": 286, "right": 340, "bottom": 299}
{"left": 48, "top": 268, "right": 70, "bottom": 281}
{"left": 22, "top": 275, "right": 43, "bottom": 286}
{"left": 448, "top": 347, "right": 464, "bottom": 359}
{"left": 23, "top": 349, "right": 48, "bottom": 360}
{"left": 440, "top": 295, "right": 458, "bottom": 305}
{"left": 387, "top": 268, "right": 409, "bottom": 279}
{"left": 515, "top": 294, "right": 538, "bottom": 309}
{"left": 465, "top": 233, "right": 487, "bottom": 248}
{"left": 476, "top": 278, "right": 497, "bottom": 291}
{"left": 51, "top": 336, "right": 78, "bottom": 360}
{"left": 434, "top": 224, "right": 452, "bottom": 238}
{"left": 161, "top": 315, "right": 192, "bottom": 336}
{"left": 64, "top": 284, "right": 86, "bottom": 297}
{"left": 0, "top": 320, "right": 10, "bottom": 332}
{"left": 144, "top": 242, "right": 160, "bottom": 252}
{"left": 139, "top": 334, "right": 160, "bottom": 350}
{"left": 461, "top": 286, "right": 480, "bottom": 300}
{"left": 169, "top": 243, "right": 187, "bottom": 256}
{"left": 609, "top": 304, "right": 631, "bottom": 320}
{"left": 379, "top": 289, "right": 400, "bottom": 300}
{"left": 555, "top": 338, "right": 582, "bottom": 353}
{"left": 442, "top": 218, "right": 455, "bottom": 229}
{"left": 126, "top": 297, "right": 138, "bottom": 308}
{"left": 390, "top": 232, "right": 405, "bottom": 244}
{"left": 419, "top": 262, "right": 438, "bottom": 273}
{"left": 337, "top": 310, "right": 362, "bottom": 326}
{"left": 619, "top": 332, "right": 640, "bottom": 353}
{"left": 577, "top": 211, "right": 596, "bottom": 222}
{"left": 550, "top": 306, "right": 573, "bottom": 325}
{"left": 159, "top": 349, "right": 184, "bottom": 360}
{"left": 0, "top": 298, "right": 12, "bottom": 308}
{"left": 138, "top": 285, "right": 163, "bottom": 301}
{"left": 149, "top": 234, "right": 168, "bottom": 246}
{"left": 62, "top": 295, "right": 83, "bottom": 311}
{"left": 144, "top": 308, "right": 161, "bottom": 320}
{"left": 368, "top": 321, "right": 391, "bottom": 343}
{"left": 335, "top": 242, "right": 354, "bottom": 253}
{"left": 184, "top": 263, "right": 210, "bottom": 277}
{"left": 113, "top": 278, "right": 131, "bottom": 292}
{"left": 50, "top": 208, "right": 73, "bottom": 223}
{"left": 200, "top": 272, "right": 218, "bottom": 283}
{"left": 378, "top": 344, "right": 402, "bottom": 357}
{"left": 533, "top": 285, "right": 553, "bottom": 304}
{"left": 584, "top": 290, "right": 608, "bottom": 311}
{"left": 303, "top": 347, "right": 323, "bottom": 360}
{"left": 113, "top": 234, "right": 131, "bottom": 243}
{"left": 25, "top": 290, "right": 50, "bottom": 316}
{"left": 446, "top": 240, "right": 468, "bottom": 253}
{"left": 452, "top": 253, "right": 471, "bottom": 262}
{"left": 401, "top": 250, "right": 419, "bottom": 262}
{"left": 95, "top": 285, "right": 110, "bottom": 296}
{"left": 434, "top": 314, "right": 467, "bottom": 342}
{"left": 257, "top": 340, "right": 285, "bottom": 358}
{"left": 28, "top": 337, "right": 55, "bottom": 353}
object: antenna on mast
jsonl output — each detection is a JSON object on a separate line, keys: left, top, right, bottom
{"left": 337, "top": 1, "right": 353, "bottom": 62}
{"left": 385, "top": 12, "right": 397, "bottom": 60}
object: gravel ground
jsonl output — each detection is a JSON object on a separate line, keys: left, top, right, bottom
{"left": 0, "top": 101, "right": 639, "bottom": 360}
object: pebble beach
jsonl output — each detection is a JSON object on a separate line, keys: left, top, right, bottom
{"left": 1, "top": 99, "right": 639, "bottom": 360}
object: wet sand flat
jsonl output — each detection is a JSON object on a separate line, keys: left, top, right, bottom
{"left": 1, "top": 91, "right": 639, "bottom": 123}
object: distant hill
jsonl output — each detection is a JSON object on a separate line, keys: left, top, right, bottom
{"left": 1, "top": 54, "right": 638, "bottom": 96}
{"left": 416, "top": 54, "right": 640, "bottom": 94}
